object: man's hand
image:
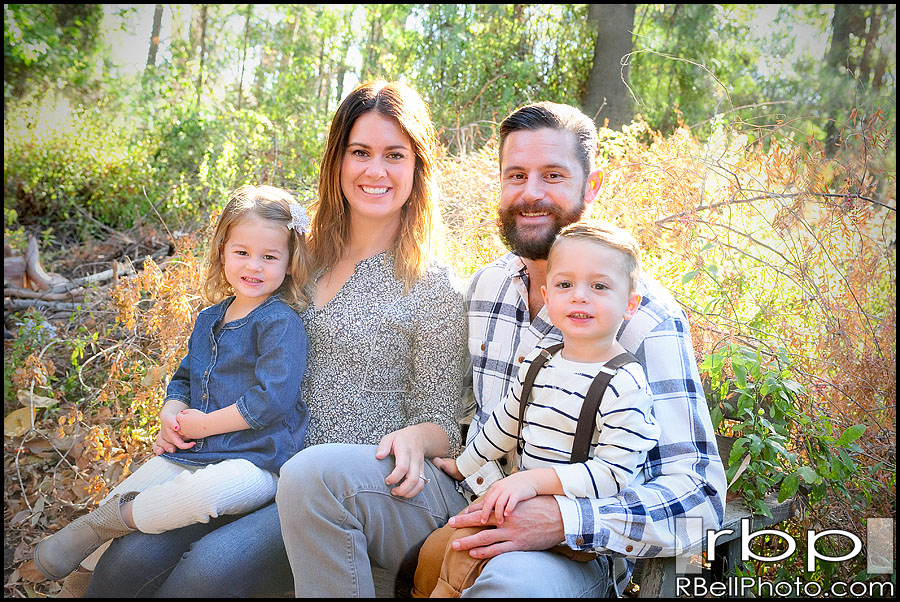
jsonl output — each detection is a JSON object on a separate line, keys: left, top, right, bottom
{"left": 447, "top": 495, "right": 565, "bottom": 559}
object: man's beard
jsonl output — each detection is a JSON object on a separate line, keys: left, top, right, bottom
{"left": 498, "top": 200, "right": 585, "bottom": 260}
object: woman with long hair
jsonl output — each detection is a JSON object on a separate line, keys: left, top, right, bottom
{"left": 83, "top": 81, "right": 467, "bottom": 597}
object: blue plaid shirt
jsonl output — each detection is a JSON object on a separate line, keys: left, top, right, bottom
{"left": 462, "top": 252, "right": 727, "bottom": 592}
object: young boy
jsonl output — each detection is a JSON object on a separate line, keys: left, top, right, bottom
{"left": 415, "top": 221, "right": 660, "bottom": 598}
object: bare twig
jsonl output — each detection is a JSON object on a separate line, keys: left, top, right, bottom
{"left": 5, "top": 299, "right": 80, "bottom": 312}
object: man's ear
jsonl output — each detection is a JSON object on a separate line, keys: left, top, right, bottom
{"left": 584, "top": 168, "right": 604, "bottom": 205}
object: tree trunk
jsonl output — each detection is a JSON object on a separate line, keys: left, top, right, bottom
{"left": 858, "top": 5, "right": 882, "bottom": 86}
{"left": 146, "top": 4, "right": 163, "bottom": 68}
{"left": 823, "top": 4, "right": 866, "bottom": 149}
{"left": 825, "top": 4, "right": 858, "bottom": 72}
{"left": 195, "top": 4, "right": 208, "bottom": 108}
{"left": 189, "top": 4, "right": 203, "bottom": 60}
{"left": 582, "top": 4, "right": 636, "bottom": 130}
{"left": 237, "top": 4, "right": 252, "bottom": 110}
{"left": 362, "top": 11, "right": 383, "bottom": 79}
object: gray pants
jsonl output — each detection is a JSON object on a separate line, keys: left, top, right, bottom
{"left": 275, "top": 443, "right": 611, "bottom": 597}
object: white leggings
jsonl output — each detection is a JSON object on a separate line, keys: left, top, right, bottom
{"left": 80, "top": 456, "right": 277, "bottom": 570}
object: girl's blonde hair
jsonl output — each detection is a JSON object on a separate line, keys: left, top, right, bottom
{"left": 309, "top": 80, "right": 444, "bottom": 291}
{"left": 204, "top": 185, "right": 313, "bottom": 310}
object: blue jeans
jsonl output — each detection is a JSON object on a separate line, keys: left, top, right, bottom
{"left": 276, "top": 443, "right": 612, "bottom": 597}
{"left": 86, "top": 503, "right": 292, "bottom": 597}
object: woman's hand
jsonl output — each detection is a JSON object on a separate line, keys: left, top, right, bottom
{"left": 375, "top": 423, "right": 448, "bottom": 498}
{"left": 153, "top": 400, "right": 196, "bottom": 455}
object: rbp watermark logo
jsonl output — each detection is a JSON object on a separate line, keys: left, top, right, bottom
{"left": 673, "top": 517, "right": 894, "bottom": 597}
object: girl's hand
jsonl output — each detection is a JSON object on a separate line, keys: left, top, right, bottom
{"left": 375, "top": 425, "right": 430, "bottom": 499}
{"left": 432, "top": 456, "right": 464, "bottom": 482}
{"left": 154, "top": 403, "right": 196, "bottom": 455}
{"left": 480, "top": 472, "right": 540, "bottom": 525}
{"left": 175, "top": 408, "right": 208, "bottom": 440}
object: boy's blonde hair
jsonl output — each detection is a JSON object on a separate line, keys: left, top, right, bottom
{"left": 310, "top": 80, "right": 444, "bottom": 292}
{"left": 549, "top": 221, "right": 642, "bottom": 292}
{"left": 204, "top": 185, "right": 313, "bottom": 310}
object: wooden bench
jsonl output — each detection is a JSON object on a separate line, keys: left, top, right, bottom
{"left": 633, "top": 492, "right": 796, "bottom": 597}
{"left": 632, "top": 434, "right": 797, "bottom": 598}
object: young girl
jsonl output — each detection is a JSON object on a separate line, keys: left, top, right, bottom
{"left": 33, "top": 184, "right": 314, "bottom": 585}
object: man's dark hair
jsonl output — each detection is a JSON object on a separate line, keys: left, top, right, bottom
{"left": 498, "top": 102, "right": 598, "bottom": 179}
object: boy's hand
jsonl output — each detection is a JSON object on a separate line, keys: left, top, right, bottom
{"left": 432, "top": 456, "right": 464, "bottom": 481}
{"left": 175, "top": 409, "right": 208, "bottom": 440}
{"left": 480, "top": 471, "right": 540, "bottom": 524}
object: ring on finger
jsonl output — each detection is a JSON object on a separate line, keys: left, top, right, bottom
{"left": 419, "top": 474, "right": 431, "bottom": 484}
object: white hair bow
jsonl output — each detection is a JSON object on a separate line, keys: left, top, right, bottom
{"left": 287, "top": 204, "right": 310, "bottom": 234}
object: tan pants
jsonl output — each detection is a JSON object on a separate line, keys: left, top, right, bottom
{"left": 412, "top": 522, "right": 486, "bottom": 598}
{"left": 413, "top": 520, "right": 598, "bottom": 598}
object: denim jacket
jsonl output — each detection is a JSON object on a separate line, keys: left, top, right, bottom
{"left": 162, "top": 294, "right": 308, "bottom": 474}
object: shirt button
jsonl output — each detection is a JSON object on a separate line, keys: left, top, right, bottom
{"left": 480, "top": 343, "right": 485, "bottom": 351}
{"left": 518, "top": 356, "right": 525, "bottom": 363}
{"left": 626, "top": 545, "right": 634, "bottom": 553}
{"left": 476, "top": 477, "right": 484, "bottom": 485}
{"left": 499, "top": 457, "right": 507, "bottom": 466}
{"left": 202, "top": 394, "right": 207, "bottom": 400}
{"left": 576, "top": 537, "right": 585, "bottom": 546}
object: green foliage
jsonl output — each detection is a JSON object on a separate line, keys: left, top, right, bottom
{"left": 703, "top": 343, "right": 797, "bottom": 513}
{"left": 405, "top": 4, "right": 594, "bottom": 149}
{"left": 629, "top": 5, "right": 896, "bottom": 143}
{"left": 4, "top": 96, "right": 160, "bottom": 239}
{"left": 4, "top": 4, "right": 106, "bottom": 101}
{"left": 702, "top": 342, "right": 871, "bottom": 519}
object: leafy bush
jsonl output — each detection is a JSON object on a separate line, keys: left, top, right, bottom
{"left": 4, "top": 96, "right": 162, "bottom": 240}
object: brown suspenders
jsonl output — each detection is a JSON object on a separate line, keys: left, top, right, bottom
{"left": 515, "top": 343, "right": 639, "bottom": 464}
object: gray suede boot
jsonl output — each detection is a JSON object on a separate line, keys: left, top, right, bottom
{"left": 33, "top": 492, "right": 137, "bottom": 581}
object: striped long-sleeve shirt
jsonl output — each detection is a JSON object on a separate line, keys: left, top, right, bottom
{"left": 456, "top": 348, "right": 659, "bottom": 500}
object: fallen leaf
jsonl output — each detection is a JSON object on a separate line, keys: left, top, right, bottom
{"left": 18, "top": 560, "right": 49, "bottom": 583}
{"left": 726, "top": 453, "right": 752, "bottom": 491}
{"left": 14, "top": 541, "right": 31, "bottom": 563}
{"left": 71, "top": 480, "right": 92, "bottom": 499}
{"left": 4, "top": 406, "right": 35, "bottom": 437}
{"left": 17, "top": 390, "right": 57, "bottom": 408}
{"left": 10, "top": 509, "right": 30, "bottom": 526}
{"left": 141, "top": 365, "right": 167, "bottom": 386}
